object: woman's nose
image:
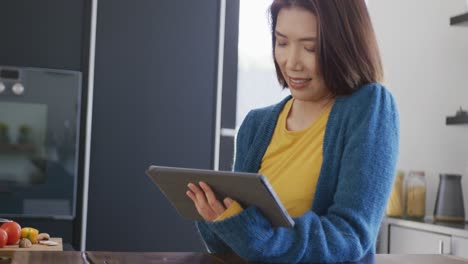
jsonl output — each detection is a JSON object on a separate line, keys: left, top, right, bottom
{"left": 286, "top": 48, "right": 303, "bottom": 71}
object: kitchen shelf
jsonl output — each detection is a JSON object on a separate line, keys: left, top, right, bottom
{"left": 450, "top": 12, "right": 468, "bottom": 26}
{"left": 446, "top": 115, "right": 468, "bottom": 125}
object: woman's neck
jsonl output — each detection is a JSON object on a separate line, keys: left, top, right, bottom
{"left": 287, "top": 94, "right": 335, "bottom": 131}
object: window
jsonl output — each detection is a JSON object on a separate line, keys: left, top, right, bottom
{"left": 236, "top": 0, "right": 290, "bottom": 127}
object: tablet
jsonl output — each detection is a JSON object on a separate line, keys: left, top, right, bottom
{"left": 146, "top": 165, "right": 294, "bottom": 228}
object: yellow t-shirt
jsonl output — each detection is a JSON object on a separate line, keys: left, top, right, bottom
{"left": 215, "top": 98, "right": 332, "bottom": 220}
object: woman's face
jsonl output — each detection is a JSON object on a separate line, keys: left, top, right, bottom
{"left": 274, "top": 7, "right": 330, "bottom": 102}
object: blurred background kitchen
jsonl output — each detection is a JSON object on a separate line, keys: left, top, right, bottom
{"left": 0, "top": 0, "right": 467, "bottom": 257}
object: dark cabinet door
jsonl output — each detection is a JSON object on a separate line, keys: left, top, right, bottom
{"left": 87, "top": 0, "right": 220, "bottom": 251}
{"left": 0, "top": 0, "right": 84, "bottom": 70}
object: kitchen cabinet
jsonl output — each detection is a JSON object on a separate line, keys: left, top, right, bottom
{"left": 0, "top": 0, "right": 86, "bottom": 70}
{"left": 452, "top": 236, "right": 468, "bottom": 259}
{"left": 389, "top": 225, "right": 451, "bottom": 254}
{"left": 379, "top": 217, "right": 468, "bottom": 258}
{"left": 86, "top": 0, "right": 219, "bottom": 252}
{"left": 86, "top": 0, "right": 239, "bottom": 252}
{"left": 0, "top": 0, "right": 240, "bottom": 252}
{"left": 0, "top": 0, "right": 91, "bottom": 250}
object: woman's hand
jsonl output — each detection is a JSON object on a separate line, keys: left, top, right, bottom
{"left": 186, "top": 181, "right": 234, "bottom": 222}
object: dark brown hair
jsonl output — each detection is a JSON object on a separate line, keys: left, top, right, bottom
{"left": 269, "top": 0, "right": 383, "bottom": 95}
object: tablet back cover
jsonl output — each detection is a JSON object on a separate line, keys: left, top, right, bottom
{"left": 146, "top": 166, "right": 294, "bottom": 228}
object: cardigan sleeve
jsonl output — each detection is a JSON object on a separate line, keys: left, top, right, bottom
{"left": 195, "top": 221, "right": 231, "bottom": 253}
{"left": 203, "top": 86, "right": 400, "bottom": 263}
{"left": 195, "top": 110, "right": 256, "bottom": 253}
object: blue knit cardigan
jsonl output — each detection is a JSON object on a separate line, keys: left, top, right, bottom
{"left": 196, "top": 83, "right": 399, "bottom": 263}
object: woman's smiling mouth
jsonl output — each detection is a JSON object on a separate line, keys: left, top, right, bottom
{"left": 288, "top": 77, "right": 312, "bottom": 88}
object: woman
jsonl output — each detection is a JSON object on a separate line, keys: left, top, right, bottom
{"left": 186, "top": 0, "right": 399, "bottom": 262}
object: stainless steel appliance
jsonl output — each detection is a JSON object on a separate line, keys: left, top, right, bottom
{"left": 0, "top": 66, "right": 81, "bottom": 219}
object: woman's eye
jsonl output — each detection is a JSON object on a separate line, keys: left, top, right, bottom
{"left": 305, "top": 47, "right": 316, "bottom": 52}
{"left": 276, "top": 42, "right": 287, "bottom": 47}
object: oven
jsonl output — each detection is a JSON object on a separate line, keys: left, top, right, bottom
{"left": 0, "top": 66, "right": 81, "bottom": 219}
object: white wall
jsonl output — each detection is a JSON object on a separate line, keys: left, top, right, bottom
{"left": 368, "top": 0, "right": 468, "bottom": 218}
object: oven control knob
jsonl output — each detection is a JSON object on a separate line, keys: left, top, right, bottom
{"left": 0, "top": 82, "right": 5, "bottom": 94}
{"left": 12, "top": 83, "right": 24, "bottom": 95}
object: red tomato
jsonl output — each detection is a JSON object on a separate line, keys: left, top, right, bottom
{"left": 0, "top": 221, "right": 21, "bottom": 245}
{"left": 0, "top": 229, "right": 7, "bottom": 248}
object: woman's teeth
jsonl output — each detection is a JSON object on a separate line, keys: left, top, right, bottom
{"left": 290, "top": 78, "right": 310, "bottom": 84}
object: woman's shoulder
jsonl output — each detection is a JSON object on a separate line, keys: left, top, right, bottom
{"left": 332, "top": 82, "right": 399, "bottom": 129}
{"left": 334, "top": 82, "right": 397, "bottom": 118}
{"left": 339, "top": 82, "right": 395, "bottom": 105}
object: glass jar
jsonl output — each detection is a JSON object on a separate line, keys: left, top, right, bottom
{"left": 386, "top": 170, "right": 404, "bottom": 217}
{"left": 405, "top": 170, "right": 426, "bottom": 219}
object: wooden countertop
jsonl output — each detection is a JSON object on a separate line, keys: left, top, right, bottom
{"left": 0, "top": 238, "right": 62, "bottom": 252}
{"left": 0, "top": 252, "right": 466, "bottom": 264}
{"left": 87, "top": 252, "right": 231, "bottom": 264}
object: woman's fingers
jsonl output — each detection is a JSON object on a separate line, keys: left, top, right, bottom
{"left": 223, "top": 197, "right": 233, "bottom": 208}
{"left": 186, "top": 190, "right": 204, "bottom": 214}
{"left": 188, "top": 182, "right": 223, "bottom": 221}
{"left": 199, "top": 181, "right": 225, "bottom": 215}
{"left": 188, "top": 182, "right": 205, "bottom": 203}
{"left": 186, "top": 190, "right": 196, "bottom": 202}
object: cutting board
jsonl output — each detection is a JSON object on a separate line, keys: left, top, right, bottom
{"left": 0, "top": 238, "right": 62, "bottom": 251}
